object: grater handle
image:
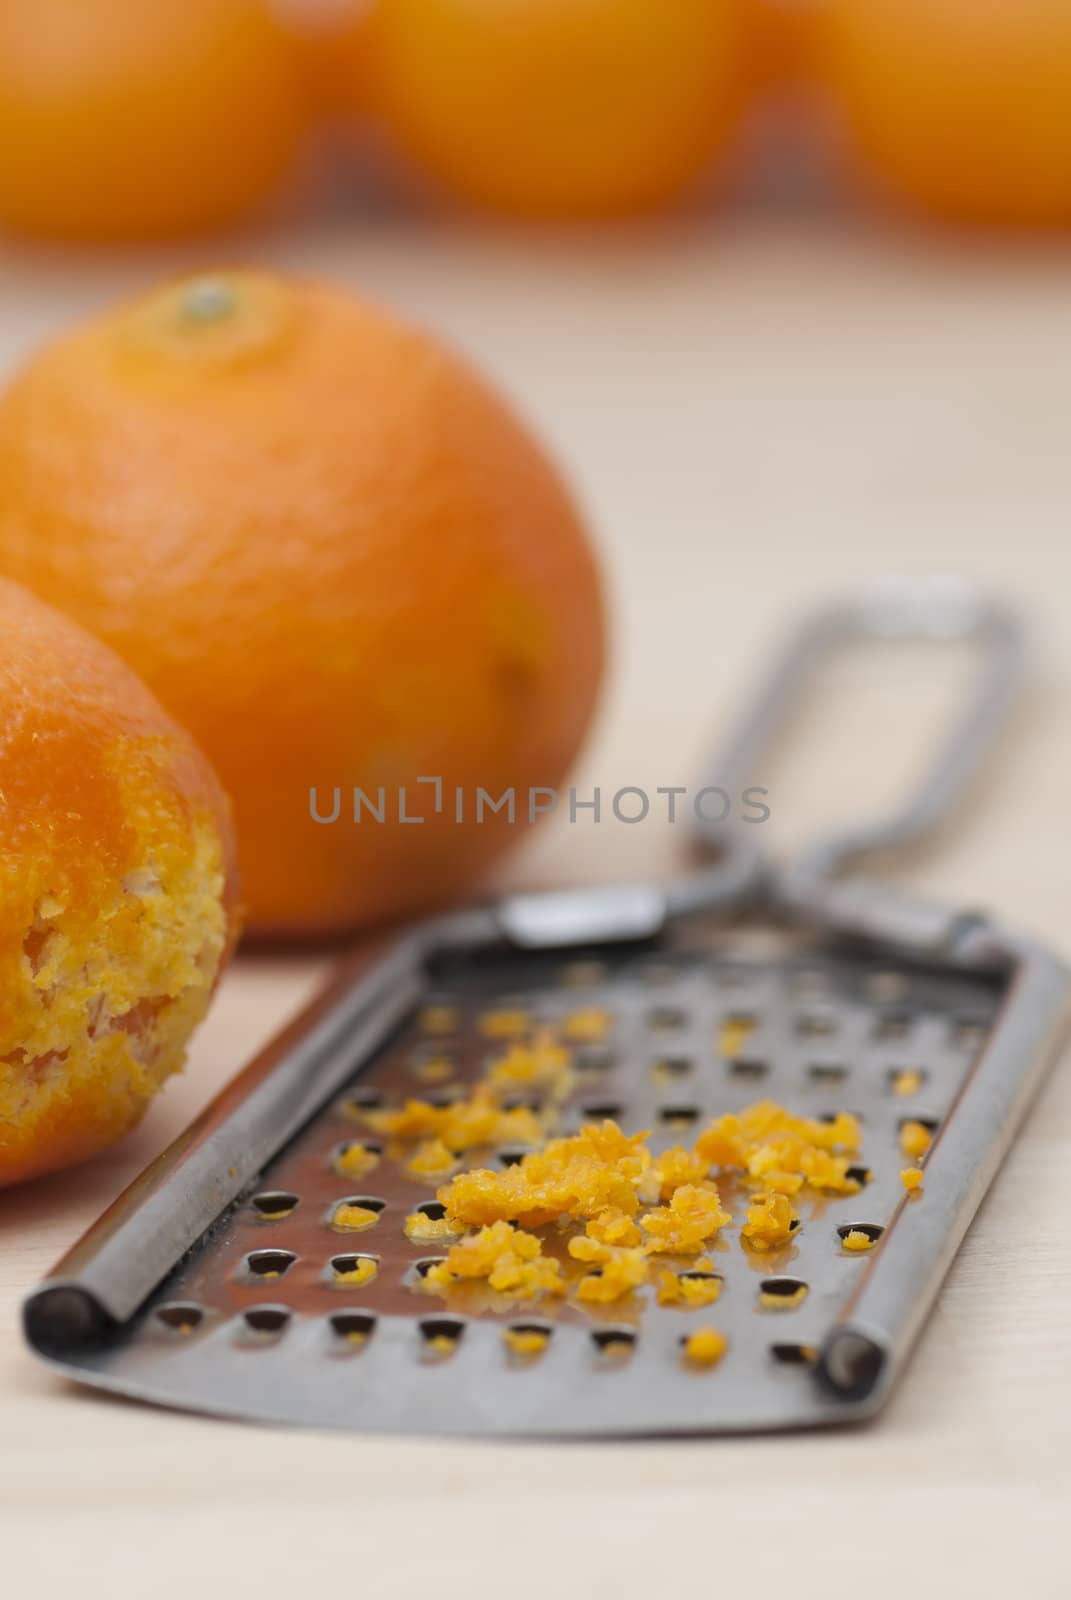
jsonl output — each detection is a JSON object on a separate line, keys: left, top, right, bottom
{"left": 695, "top": 576, "right": 1026, "bottom": 908}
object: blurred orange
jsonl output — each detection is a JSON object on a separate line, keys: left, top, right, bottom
{"left": 817, "top": 0, "right": 1071, "bottom": 227}
{"left": 0, "top": 576, "right": 239, "bottom": 1188}
{"left": 0, "top": 270, "right": 605, "bottom": 937}
{"left": 0, "top": 0, "right": 306, "bottom": 241}
{"left": 278, "top": 0, "right": 372, "bottom": 116}
{"left": 744, "top": 0, "right": 819, "bottom": 91}
{"left": 362, "top": 0, "right": 749, "bottom": 219}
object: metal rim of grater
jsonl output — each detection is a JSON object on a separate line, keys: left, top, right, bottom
{"left": 22, "top": 577, "right": 1070, "bottom": 1438}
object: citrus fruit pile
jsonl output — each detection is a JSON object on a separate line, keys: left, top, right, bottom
{"left": 0, "top": 0, "right": 1068, "bottom": 235}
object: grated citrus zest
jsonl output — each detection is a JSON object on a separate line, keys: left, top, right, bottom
{"left": 682, "top": 1327, "right": 728, "bottom": 1366}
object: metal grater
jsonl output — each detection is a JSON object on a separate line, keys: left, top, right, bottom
{"left": 22, "top": 580, "right": 1070, "bottom": 1437}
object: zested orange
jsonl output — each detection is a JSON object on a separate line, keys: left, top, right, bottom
{"left": 0, "top": 578, "right": 239, "bottom": 1189}
{"left": 0, "top": 270, "right": 605, "bottom": 936}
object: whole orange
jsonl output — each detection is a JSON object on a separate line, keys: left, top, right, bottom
{"left": 0, "top": 0, "right": 306, "bottom": 241}
{"left": 817, "top": 0, "right": 1071, "bottom": 227}
{"left": 362, "top": 0, "right": 749, "bottom": 219}
{"left": 278, "top": 0, "right": 372, "bottom": 116}
{"left": 0, "top": 577, "right": 239, "bottom": 1189}
{"left": 744, "top": 1, "right": 821, "bottom": 91}
{"left": 0, "top": 270, "right": 605, "bottom": 937}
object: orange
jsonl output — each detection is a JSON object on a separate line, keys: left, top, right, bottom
{"left": 744, "top": 0, "right": 818, "bottom": 92}
{"left": 0, "top": 269, "right": 605, "bottom": 937}
{"left": 362, "top": 0, "right": 749, "bottom": 219}
{"left": 817, "top": 0, "right": 1071, "bottom": 227}
{"left": 0, "top": 0, "right": 306, "bottom": 241}
{"left": 0, "top": 577, "right": 239, "bottom": 1189}
{"left": 279, "top": 0, "right": 372, "bottom": 116}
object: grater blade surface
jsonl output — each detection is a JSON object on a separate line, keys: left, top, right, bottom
{"left": 23, "top": 923, "right": 1060, "bottom": 1437}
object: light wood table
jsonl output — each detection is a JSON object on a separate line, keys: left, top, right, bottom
{"left": 2, "top": 215, "right": 1070, "bottom": 1597}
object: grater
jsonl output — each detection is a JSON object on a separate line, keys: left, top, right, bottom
{"left": 22, "top": 579, "right": 1069, "bottom": 1437}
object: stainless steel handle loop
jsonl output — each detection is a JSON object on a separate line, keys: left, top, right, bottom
{"left": 693, "top": 576, "right": 1026, "bottom": 903}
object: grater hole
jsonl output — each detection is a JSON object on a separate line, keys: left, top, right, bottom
{"left": 771, "top": 1342, "right": 817, "bottom": 1366}
{"left": 479, "top": 1006, "right": 533, "bottom": 1040}
{"left": 679, "top": 1269, "right": 724, "bottom": 1288}
{"left": 251, "top": 1190, "right": 299, "bottom": 1220}
{"left": 419, "top": 1004, "right": 459, "bottom": 1037}
{"left": 873, "top": 1011, "right": 913, "bottom": 1043}
{"left": 792, "top": 969, "right": 829, "bottom": 998}
{"left": 561, "top": 1007, "right": 613, "bottom": 1044}
{"left": 504, "top": 1321, "right": 553, "bottom": 1358}
{"left": 652, "top": 1055, "right": 692, "bottom": 1079}
{"left": 845, "top": 1165, "right": 872, "bottom": 1187}
{"left": 718, "top": 1013, "right": 758, "bottom": 1054}
{"left": 637, "top": 960, "right": 677, "bottom": 986}
{"left": 411, "top": 1055, "right": 457, "bottom": 1086}
{"left": 729, "top": 1058, "right": 769, "bottom": 1081}
{"left": 579, "top": 1100, "right": 624, "bottom": 1121}
{"left": 411, "top": 1044, "right": 456, "bottom": 1067}
{"left": 155, "top": 1302, "right": 204, "bottom": 1334}
{"left": 331, "top": 1196, "right": 386, "bottom": 1231}
{"left": 560, "top": 960, "right": 608, "bottom": 987}
{"left": 758, "top": 1277, "right": 809, "bottom": 1310}
{"left": 416, "top": 1201, "right": 447, "bottom": 1221}
{"left": 713, "top": 965, "right": 750, "bottom": 989}
{"left": 867, "top": 970, "right": 908, "bottom": 1003}
{"left": 659, "top": 1104, "right": 700, "bottom": 1128}
{"left": 501, "top": 1093, "right": 546, "bottom": 1114}
{"left": 419, "top": 1316, "right": 465, "bottom": 1356}
{"left": 340, "top": 1086, "right": 385, "bottom": 1116}
{"left": 574, "top": 1044, "right": 613, "bottom": 1075}
{"left": 329, "top": 1310, "right": 376, "bottom": 1344}
{"left": 898, "top": 1115, "right": 939, "bottom": 1135}
{"left": 241, "top": 1249, "right": 296, "bottom": 1281}
{"left": 337, "top": 1139, "right": 383, "bottom": 1157}
{"left": 796, "top": 1012, "right": 837, "bottom": 1039}
{"left": 413, "top": 1256, "right": 448, "bottom": 1279}
{"left": 647, "top": 1005, "right": 687, "bottom": 1031}
{"left": 332, "top": 1140, "right": 383, "bottom": 1181}
{"left": 837, "top": 1223, "right": 885, "bottom": 1250}
{"left": 887, "top": 1067, "right": 927, "bottom": 1096}
{"left": 242, "top": 1306, "right": 291, "bottom": 1337}
{"left": 591, "top": 1327, "right": 636, "bottom": 1359}
{"left": 807, "top": 1061, "right": 849, "bottom": 1084}
{"left": 497, "top": 1146, "right": 535, "bottom": 1168}
{"left": 329, "top": 1253, "right": 379, "bottom": 1285}
{"left": 421, "top": 1088, "right": 467, "bottom": 1109}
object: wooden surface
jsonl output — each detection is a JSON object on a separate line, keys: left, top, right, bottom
{"left": 2, "top": 215, "right": 1071, "bottom": 1595}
